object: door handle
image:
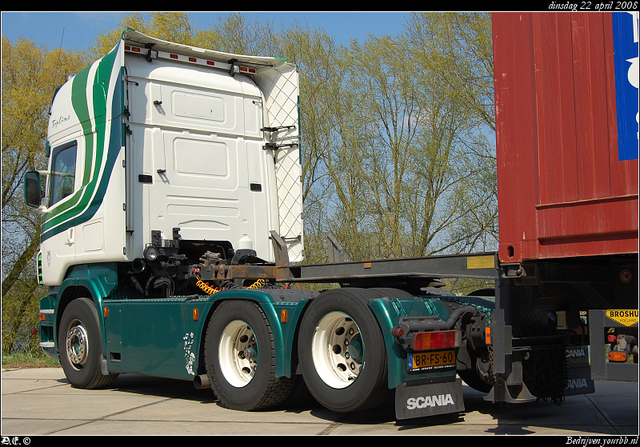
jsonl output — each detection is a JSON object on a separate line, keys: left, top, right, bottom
{"left": 65, "top": 228, "right": 75, "bottom": 246}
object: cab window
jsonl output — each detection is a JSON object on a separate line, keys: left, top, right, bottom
{"left": 49, "top": 142, "right": 77, "bottom": 206}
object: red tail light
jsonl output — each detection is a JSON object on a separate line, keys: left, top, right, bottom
{"left": 413, "top": 330, "right": 461, "bottom": 351}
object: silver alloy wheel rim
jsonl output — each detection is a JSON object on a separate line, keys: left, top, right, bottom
{"left": 311, "top": 311, "right": 363, "bottom": 389}
{"left": 218, "top": 320, "right": 258, "bottom": 388}
{"left": 66, "top": 321, "right": 89, "bottom": 370}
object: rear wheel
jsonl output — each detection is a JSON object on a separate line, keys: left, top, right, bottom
{"left": 298, "top": 288, "right": 391, "bottom": 413}
{"left": 456, "top": 289, "right": 495, "bottom": 392}
{"left": 204, "top": 300, "right": 295, "bottom": 411}
{"left": 458, "top": 350, "right": 494, "bottom": 392}
{"left": 58, "top": 298, "right": 118, "bottom": 389}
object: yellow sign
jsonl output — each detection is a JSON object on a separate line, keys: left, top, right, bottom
{"left": 605, "top": 309, "right": 638, "bottom": 327}
{"left": 467, "top": 255, "right": 495, "bottom": 269}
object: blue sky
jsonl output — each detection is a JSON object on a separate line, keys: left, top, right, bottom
{"left": 1, "top": 11, "right": 411, "bottom": 52}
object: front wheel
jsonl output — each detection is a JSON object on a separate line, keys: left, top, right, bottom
{"left": 297, "top": 288, "right": 391, "bottom": 413}
{"left": 58, "top": 298, "right": 118, "bottom": 389}
{"left": 204, "top": 300, "right": 295, "bottom": 411}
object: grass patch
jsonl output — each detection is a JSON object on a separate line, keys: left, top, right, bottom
{"left": 2, "top": 352, "right": 60, "bottom": 369}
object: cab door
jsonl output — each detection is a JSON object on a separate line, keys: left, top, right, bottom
{"left": 40, "top": 140, "right": 81, "bottom": 285}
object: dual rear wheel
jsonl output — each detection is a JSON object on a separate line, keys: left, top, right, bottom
{"left": 203, "top": 300, "right": 296, "bottom": 411}
{"left": 297, "top": 289, "right": 392, "bottom": 412}
{"left": 204, "top": 288, "right": 394, "bottom": 413}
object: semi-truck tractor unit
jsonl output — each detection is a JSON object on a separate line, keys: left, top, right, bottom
{"left": 25, "top": 12, "right": 638, "bottom": 422}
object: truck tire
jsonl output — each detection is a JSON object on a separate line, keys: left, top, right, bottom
{"left": 58, "top": 298, "right": 119, "bottom": 389}
{"left": 297, "top": 288, "right": 391, "bottom": 413}
{"left": 453, "top": 289, "right": 495, "bottom": 392}
{"left": 204, "top": 300, "right": 295, "bottom": 411}
{"left": 458, "top": 350, "right": 494, "bottom": 392}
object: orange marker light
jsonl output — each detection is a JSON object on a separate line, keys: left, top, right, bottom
{"left": 608, "top": 351, "right": 627, "bottom": 362}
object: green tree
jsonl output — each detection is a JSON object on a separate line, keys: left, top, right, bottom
{"left": 91, "top": 12, "right": 199, "bottom": 58}
{"left": 195, "top": 13, "right": 282, "bottom": 56}
{"left": 279, "top": 26, "right": 367, "bottom": 262}
{"left": 2, "top": 36, "right": 89, "bottom": 353}
{"left": 404, "top": 12, "right": 495, "bottom": 131}
{"left": 404, "top": 12, "right": 497, "bottom": 253}
{"left": 311, "top": 13, "right": 497, "bottom": 261}
{"left": 91, "top": 12, "right": 149, "bottom": 57}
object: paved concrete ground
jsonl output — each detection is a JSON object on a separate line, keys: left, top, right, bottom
{"left": 1, "top": 367, "right": 638, "bottom": 436}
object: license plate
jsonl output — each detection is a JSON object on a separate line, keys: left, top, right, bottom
{"left": 408, "top": 350, "right": 455, "bottom": 372}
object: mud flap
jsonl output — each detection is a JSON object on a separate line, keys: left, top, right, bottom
{"left": 565, "top": 345, "right": 595, "bottom": 396}
{"left": 395, "top": 378, "right": 465, "bottom": 420}
{"left": 564, "top": 366, "right": 595, "bottom": 395}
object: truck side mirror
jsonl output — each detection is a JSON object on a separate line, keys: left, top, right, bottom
{"left": 24, "top": 171, "right": 42, "bottom": 208}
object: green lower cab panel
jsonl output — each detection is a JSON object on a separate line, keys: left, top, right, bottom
{"left": 103, "top": 296, "right": 212, "bottom": 380}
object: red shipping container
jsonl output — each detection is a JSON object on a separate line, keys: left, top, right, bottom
{"left": 493, "top": 12, "right": 638, "bottom": 264}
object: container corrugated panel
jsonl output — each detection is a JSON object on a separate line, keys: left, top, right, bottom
{"left": 493, "top": 12, "right": 638, "bottom": 263}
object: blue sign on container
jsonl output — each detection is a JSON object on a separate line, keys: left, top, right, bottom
{"left": 612, "top": 12, "right": 639, "bottom": 161}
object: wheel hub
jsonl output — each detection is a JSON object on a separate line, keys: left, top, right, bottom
{"left": 66, "top": 323, "right": 89, "bottom": 370}
{"left": 218, "top": 321, "right": 258, "bottom": 388}
{"left": 312, "top": 312, "right": 363, "bottom": 389}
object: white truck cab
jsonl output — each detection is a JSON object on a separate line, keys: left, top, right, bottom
{"left": 27, "top": 29, "right": 304, "bottom": 288}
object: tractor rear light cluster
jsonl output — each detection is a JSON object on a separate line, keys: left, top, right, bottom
{"left": 412, "top": 330, "right": 462, "bottom": 351}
